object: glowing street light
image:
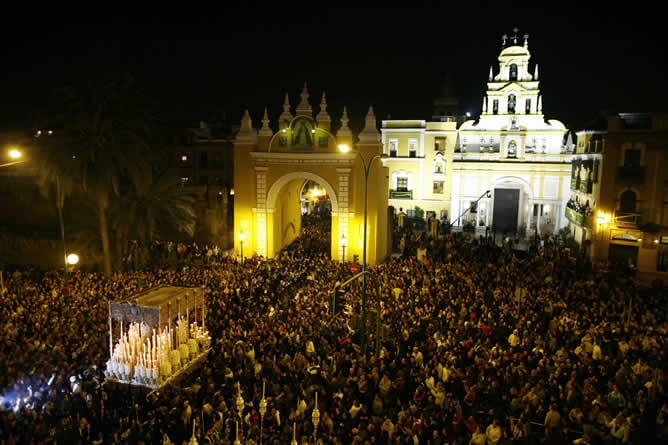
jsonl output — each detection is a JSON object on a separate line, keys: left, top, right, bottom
{"left": 1, "top": 147, "right": 25, "bottom": 168}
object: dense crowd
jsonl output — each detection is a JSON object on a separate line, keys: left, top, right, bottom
{"left": 0, "top": 215, "right": 666, "bottom": 445}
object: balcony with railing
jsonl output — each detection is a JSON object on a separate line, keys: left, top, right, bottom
{"left": 389, "top": 189, "right": 413, "bottom": 199}
{"left": 565, "top": 206, "right": 594, "bottom": 228}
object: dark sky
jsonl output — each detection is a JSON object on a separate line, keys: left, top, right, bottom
{"left": 2, "top": 6, "right": 666, "bottom": 133}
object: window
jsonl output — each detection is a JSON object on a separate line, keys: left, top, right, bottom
{"left": 318, "top": 136, "right": 328, "bottom": 148}
{"left": 507, "top": 141, "right": 517, "bottom": 158}
{"left": 433, "top": 181, "right": 444, "bottom": 194}
{"left": 509, "top": 63, "right": 518, "bottom": 81}
{"left": 620, "top": 190, "right": 636, "bottom": 213}
{"left": 493, "top": 99, "right": 499, "bottom": 114}
{"left": 525, "top": 98, "right": 531, "bottom": 114}
{"left": 507, "top": 94, "right": 516, "bottom": 114}
{"left": 624, "top": 148, "right": 641, "bottom": 168}
{"left": 180, "top": 176, "right": 191, "bottom": 186}
{"left": 397, "top": 177, "right": 408, "bottom": 191}
{"left": 408, "top": 139, "right": 418, "bottom": 157}
{"left": 434, "top": 137, "right": 446, "bottom": 152}
{"left": 389, "top": 139, "right": 398, "bottom": 157}
{"left": 200, "top": 151, "right": 208, "bottom": 169}
{"left": 179, "top": 153, "right": 189, "bottom": 163}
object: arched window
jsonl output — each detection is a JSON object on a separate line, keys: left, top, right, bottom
{"left": 509, "top": 64, "right": 518, "bottom": 81}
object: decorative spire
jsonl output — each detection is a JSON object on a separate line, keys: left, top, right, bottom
{"left": 501, "top": 34, "right": 507, "bottom": 47}
{"left": 534, "top": 64, "right": 539, "bottom": 80}
{"left": 482, "top": 96, "right": 487, "bottom": 114}
{"left": 336, "top": 106, "right": 352, "bottom": 139}
{"left": 488, "top": 66, "right": 493, "bottom": 81}
{"left": 235, "top": 110, "right": 256, "bottom": 143}
{"left": 316, "top": 91, "right": 331, "bottom": 125}
{"left": 538, "top": 95, "right": 543, "bottom": 112}
{"left": 259, "top": 107, "right": 272, "bottom": 137}
{"left": 358, "top": 106, "right": 380, "bottom": 144}
{"left": 279, "top": 92, "right": 293, "bottom": 123}
{"left": 523, "top": 33, "right": 529, "bottom": 48}
{"left": 296, "top": 81, "right": 312, "bottom": 115}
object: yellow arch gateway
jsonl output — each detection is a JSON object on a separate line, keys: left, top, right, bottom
{"left": 232, "top": 84, "right": 390, "bottom": 265}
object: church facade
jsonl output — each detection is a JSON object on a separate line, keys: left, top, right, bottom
{"left": 381, "top": 30, "right": 573, "bottom": 239}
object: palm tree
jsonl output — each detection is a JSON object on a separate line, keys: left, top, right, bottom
{"left": 109, "top": 156, "right": 197, "bottom": 270}
{"left": 33, "top": 73, "right": 156, "bottom": 276}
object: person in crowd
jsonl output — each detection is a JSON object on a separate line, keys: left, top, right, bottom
{"left": 0, "top": 215, "right": 665, "bottom": 444}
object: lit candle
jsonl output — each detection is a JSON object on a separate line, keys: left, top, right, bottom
{"left": 293, "top": 422, "right": 296, "bottom": 441}
{"left": 236, "top": 420, "right": 239, "bottom": 440}
{"left": 315, "top": 391, "right": 318, "bottom": 409}
{"left": 262, "top": 381, "right": 265, "bottom": 399}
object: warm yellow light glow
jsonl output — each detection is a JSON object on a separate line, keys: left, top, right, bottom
{"left": 337, "top": 144, "right": 351, "bottom": 153}
{"left": 596, "top": 211, "right": 611, "bottom": 226}
{"left": 239, "top": 231, "right": 246, "bottom": 241}
{"left": 8, "top": 148, "right": 22, "bottom": 160}
{"left": 229, "top": 188, "right": 235, "bottom": 196}
{"left": 66, "top": 253, "right": 79, "bottom": 265}
{"left": 309, "top": 187, "right": 324, "bottom": 201}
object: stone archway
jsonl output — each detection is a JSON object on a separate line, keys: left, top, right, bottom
{"left": 265, "top": 171, "right": 340, "bottom": 258}
{"left": 231, "top": 89, "right": 390, "bottom": 265}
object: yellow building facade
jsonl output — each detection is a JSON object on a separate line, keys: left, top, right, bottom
{"left": 574, "top": 113, "right": 668, "bottom": 283}
{"left": 233, "top": 85, "right": 390, "bottom": 265}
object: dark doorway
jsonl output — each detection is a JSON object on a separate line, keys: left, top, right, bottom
{"left": 493, "top": 188, "right": 520, "bottom": 233}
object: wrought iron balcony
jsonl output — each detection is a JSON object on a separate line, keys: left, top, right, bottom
{"left": 390, "top": 190, "right": 413, "bottom": 199}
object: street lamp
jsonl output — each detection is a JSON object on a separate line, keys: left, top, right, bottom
{"left": 259, "top": 380, "right": 267, "bottom": 445}
{"left": 340, "top": 234, "right": 347, "bottom": 264}
{"left": 239, "top": 231, "right": 245, "bottom": 264}
{"left": 312, "top": 392, "right": 320, "bottom": 444}
{"left": 65, "top": 253, "right": 79, "bottom": 276}
{"left": 1, "top": 147, "right": 24, "bottom": 168}
{"left": 338, "top": 143, "right": 387, "bottom": 357}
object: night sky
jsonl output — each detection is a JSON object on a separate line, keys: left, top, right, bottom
{"left": 2, "top": 6, "right": 666, "bottom": 134}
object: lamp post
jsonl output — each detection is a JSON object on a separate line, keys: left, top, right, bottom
{"left": 65, "top": 253, "right": 79, "bottom": 276}
{"left": 239, "top": 231, "right": 245, "bottom": 264}
{"left": 311, "top": 392, "right": 320, "bottom": 444}
{"left": 338, "top": 144, "right": 387, "bottom": 357}
{"left": 259, "top": 380, "right": 267, "bottom": 445}
{"left": 340, "top": 234, "right": 346, "bottom": 264}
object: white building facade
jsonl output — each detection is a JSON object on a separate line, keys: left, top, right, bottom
{"left": 382, "top": 30, "right": 574, "bottom": 238}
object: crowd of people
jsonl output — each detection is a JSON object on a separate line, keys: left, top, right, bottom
{"left": 0, "top": 214, "right": 666, "bottom": 444}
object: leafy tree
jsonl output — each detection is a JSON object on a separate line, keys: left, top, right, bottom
{"left": 109, "top": 156, "right": 197, "bottom": 270}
